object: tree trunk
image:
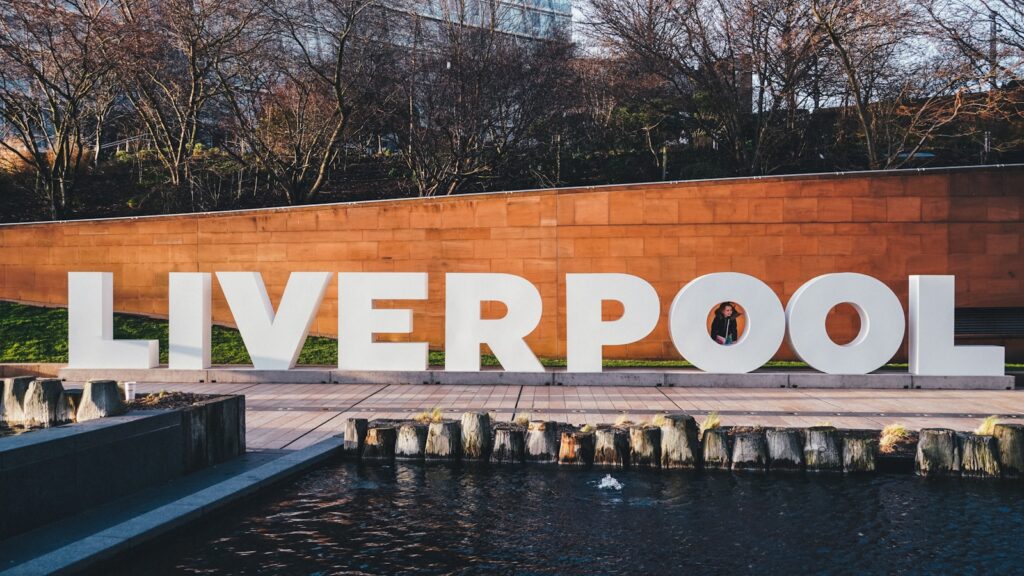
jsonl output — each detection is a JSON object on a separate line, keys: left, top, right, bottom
{"left": 460, "top": 411, "right": 492, "bottom": 460}
{"left": 629, "top": 426, "right": 661, "bottom": 469}
{"left": 916, "top": 428, "right": 961, "bottom": 476}
{"left": 959, "top": 433, "right": 1000, "bottom": 478}
{"left": 593, "top": 427, "right": 630, "bottom": 468}
{"left": 731, "top": 430, "right": 768, "bottom": 470}
{"left": 766, "top": 428, "right": 804, "bottom": 471}
{"left": 344, "top": 418, "right": 368, "bottom": 455}
{"left": 842, "top": 435, "right": 877, "bottom": 473}
{"left": 526, "top": 420, "right": 560, "bottom": 463}
{"left": 491, "top": 425, "right": 526, "bottom": 464}
{"left": 660, "top": 413, "right": 701, "bottom": 469}
{"left": 426, "top": 421, "right": 462, "bottom": 461}
{"left": 558, "top": 431, "right": 595, "bottom": 466}
{"left": 702, "top": 428, "right": 732, "bottom": 469}
{"left": 993, "top": 424, "right": 1024, "bottom": 478}
{"left": 396, "top": 423, "right": 428, "bottom": 459}
{"left": 804, "top": 426, "right": 842, "bottom": 471}
{"left": 362, "top": 425, "right": 397, "bottom": 460}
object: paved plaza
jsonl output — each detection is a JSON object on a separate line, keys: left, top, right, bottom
{"left": 111, "top": 381, "right": 1024, "bottom": 451}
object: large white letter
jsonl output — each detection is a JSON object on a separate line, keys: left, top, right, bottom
{"left": 338, "top": 272, "right": 428, "bottom": 371}
{"left": 669, "top": 272, "right": 785, "bottom": 374}
{"left": 785, "top": 273, "right": 905, "bottom": 374}
{"left": 909, "top": 275, "right": 1004, "bottom": 376}
{"left": 566, "top": 273, "right": 660, "bottom": 373}
{"left": 217, "top": 271, "right": 331, "bottom": 370}
{"left": 445, "top": 273, "right": 543, "bottom": 372}
{"left": 68, "top": 272, "right": 158, "bottom": 368}
{"left": 169, "top": 272, "right": 211, "bottom": 369}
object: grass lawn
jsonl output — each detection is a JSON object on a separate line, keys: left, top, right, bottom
{"left": 1, "top": 300, "right": 1019, "bottom": 370}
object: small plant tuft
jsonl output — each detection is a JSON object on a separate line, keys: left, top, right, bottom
{"left": 514, "top": 413, "right": 530, "bottom": 427}
{"left": 975, "top": 415, "right": 1000, "bottom": 436}
{"left": 813, "top": 421, "right": 834, "bottom": 427}
{"left": 699, "top": 412, "right": 721, "bottom": 436}
{"left": 614, "top": 414, "right": 634, "bottom": 427}
{"left": 580, "top": 423, "right": 596, "bottom": 433}
{"left": 650, "top": 413, "right": 668, "bottom": 427}
{"left": 879, "top": 423, "right": 909, "bottom": 454}
{"left": 413, "top": 407, "right": 443, "bottom": 424}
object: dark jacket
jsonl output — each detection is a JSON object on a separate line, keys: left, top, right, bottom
{"left": 710, "top": 316, "right": 738, "bottom": 344}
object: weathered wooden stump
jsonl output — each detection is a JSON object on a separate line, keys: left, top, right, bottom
{"left": 343, "top": 418, "right": 368, "bottom": 455}
{"left": 558, "top": 431, "right": 595, "bottom": 466}
{"left": 460, "top": 412, "right": 492, "bottom": 460}
{"left": 425, "top": 421, "right": 462, "bottom": 461}
{"left": 992, "top": 423, "right": 1024, "bottom": 478}
{"left": 629, "top": 425, "right": 661, "bottom": 469}
{"left": 660, "top": 413, "right": 701, "bottom": 469}
{"left": 362, "top": 425, "right": 398, "bottom": 460}
{"left": 593, "top": 427, "right": 630, "bottom": 468}
{"left": 76, "top": 380, "right": 127, "bottom": 422}
{"left": 804, "top": 426, "right": 842, "bottom": 471}
{"left": 731, "top": 430, "right": 768, "bottom": 470}
{"left": 916, "top": 428, "right": 961, "bottom": 476}
{"left": 702, "top": 428, "right": 732, "bottom": 469}
{"left": 959, "top": 433, "right": 1001, "bottom": 478}
{"left": 395, "top": 423, "right": 429, "bottom": 459}
{"left": 491, "top": 425, "right": 526, "bottom": 464}
{"left": 21, "top": 379, "right": 73, "bottom": 427}
{"left": 1, "top": 376, "right": 33, "bottom": 426}
{"left": 526, "top": 420, "right": 560, "bottom": 463}
{"left": 766, "top": 428, "right": 804, "bottom": 471}
{"left": 842, "top": 435, "right": 877, "bottom": 473}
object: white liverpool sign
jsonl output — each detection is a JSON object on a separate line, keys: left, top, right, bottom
{"left": 66, "top": 271, "right": 1004, "bottom": 376}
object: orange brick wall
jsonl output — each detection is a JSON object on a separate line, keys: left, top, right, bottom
{"left": 0, "top": 166, "right": 1021, "bottom": 362}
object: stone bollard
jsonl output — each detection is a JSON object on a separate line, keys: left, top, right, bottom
{"left": 558, "top": 431, "right": 595, "bottom": 466}
{"left": 959, "top": 433, "right": 1001, "bottom": 478}
{"left": 766, "top": 428, "right": 804, "bottom": 471}
{"left": 460, "top": 412, "right": 492, "bottom": 460}
{"left": 842, "top": 434, "right": 877, "bottom": 473}
{"left": 1, "top": 376, "right": 33, "bottom": 427}
{"left": 526, "top": 420, "right": 560, "bottom": 463}
{"left": 396, "top": 423, "right": 429, "bottom": 459}
{"left": 916, "top": 428, "right": 961, "bottom": 476}
{"left": 76, "top": 380, "right": 127, "bottom": 422}
{"left": 731, "top": 430, "right": 768, "bottom": 470}
{"left": 992, "top": 423, "right": 1024, "bottom": 478}
{"left": 702, "top": 428, "right": 732, "bottom": 469}
{"left": 425, "top": 421, "right": 462, "bottom": 461}
{"left": 362, "top": 425, "right": 398, "bottom": 460}
{"left": 629, "top": 425, "right": 661, "bottom": 469}
{"left": 804, "top": 427, "right": 842, "bottom": 472}
{"left": 491, "top": 425, "right": 526, "bottom": 464}
{"left": 22, "top": 379, "right": 73, "bottom": 427}
{"left": 593, "top": 427, "right": 630, "bottom": 468}
{"left": 660, "top": 413, "right": 701, "bottom": 469}
{"left": 344, "top": 418, "right": 368, "bottom": 455}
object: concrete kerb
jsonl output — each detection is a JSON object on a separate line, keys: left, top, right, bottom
{"left": 0, "top": 435, "right": 345, "bottom": 576}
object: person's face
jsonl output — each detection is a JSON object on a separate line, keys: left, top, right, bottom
{"left": 723, "top": 305, "right": 733, "bottom": 318}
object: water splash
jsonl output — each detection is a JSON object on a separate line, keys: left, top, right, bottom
{"left": 597, "top": 474, "right": 623, "bottom": 491}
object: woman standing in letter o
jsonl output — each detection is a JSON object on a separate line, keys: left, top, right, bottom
{"left": 710, "top": 302, "right": 740, "bottom": 345}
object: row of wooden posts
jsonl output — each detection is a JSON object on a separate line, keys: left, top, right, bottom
{"left": 1, "top": 376, "right": 126, "bottom": 428}
{"left": 344, "top": 413, "right": 1024, "bottom": 478}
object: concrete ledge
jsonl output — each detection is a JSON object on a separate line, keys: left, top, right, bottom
{"left": 53, "top": 367, "right": 1016, "bottom": 389}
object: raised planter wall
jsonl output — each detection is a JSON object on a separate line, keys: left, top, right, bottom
{"left": 0, "top": 395, "right": 244, "bottom": 539}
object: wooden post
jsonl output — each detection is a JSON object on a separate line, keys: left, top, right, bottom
{"left": 766, "top": 428, "right": 804, "bottom": 471}
{"left": 593, "top": 427, "right": 630, "bottom": 468}
{"left": 425, "top": 421, "right": 462, "bottom": 461}
{"left": 460, "top": 412, "right": 493, "bottom": 460}
{"left": 362, "top": 425, "right": 398, "bottom": 460}
{"left": 629, "top": 425, "right": 661, "bottom": 469}
{"left": 916, "top": 428, "right": 961, "bottom": 476}
{"left": 396, "top": 423, "right": 428, "bottom": 459}
{"left": 558, "top": 431, "right": 595, "bottom": 466}
{"left": 731, "top": 429, "right": 768, "bottom": 470}
{"left": 960, "top": 433, "right": 1001, "bottom": 478}
{"left": 21, "top": 379, "right": 73, "bottom": 427}
{"left": 1, "top": 376, "right": 33, "bottom": 426}
{"left": 804, "top": 426, "right": 842, "bottom": 471}
{"left": 660, "top": 413, "right": 701, "bottom": 469}
{"left": 344, "top": 418, "right": 368, "bottom": 455}
{"left": 526, "top": 420, "right": 560, "bottom": 463}
{"left": 702, "top": 428, "right": 732, "bottom": 469}
{"left": 842, "top": 434, "right": 877, "bottom": 473}
{"left": 491, "top": 425, "right": 526, "bottom": 464}
{"left": 992, "top": 423, "right": 1024, "bottom": 478}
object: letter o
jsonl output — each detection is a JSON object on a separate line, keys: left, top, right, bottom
{"left": 669, "top": 273, "right": 786, "bottom": 373}
{"left": 785, "top": 273, "right": 905, "bottom": 374}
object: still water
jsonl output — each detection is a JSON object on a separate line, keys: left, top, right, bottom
{"left": 113, "top": 460, "right": 1023, "bottom": 575}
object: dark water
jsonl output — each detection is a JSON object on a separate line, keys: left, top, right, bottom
{"left": 113, "top": 460, "right": 1024, "bottom": 575}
